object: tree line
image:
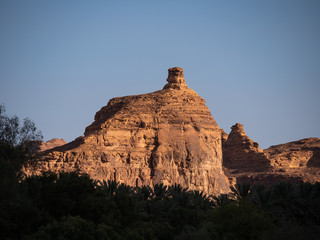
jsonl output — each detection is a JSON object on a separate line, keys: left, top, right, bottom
{"left": 2, "top": 171, "right": 320, "bottom": 239}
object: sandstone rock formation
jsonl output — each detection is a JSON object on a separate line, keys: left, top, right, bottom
{"left": 27, "top": 67, "right": 230, "bottom": 195}
{"left": 222, "top": 123, "right": 320, "bottom": 185}
{"left": 220, "top": 129, "right": 228, "bottom": 144}
{"left": 265, "top": 138, "right": 320, "bottom": 169}
{"left": 222, "top": 123, "right": 271, "bottom": 171}
{"left": 263, "top": 138, "right": 320, "bottom": 183}
{"left": 39, "top": 138, "right": 67, "bottom": 152}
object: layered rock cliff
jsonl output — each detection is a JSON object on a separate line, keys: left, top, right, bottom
{"left": 222, "top": 123, "right": 320, "bottom": 185}
{"left": 27, "top": 67, "right": 230, "bottom": 195}
{"left": 222, "top": 123, "right": 271, "bottom": 171}
{"left": 265, "top": 138, "right": 320, "bottom": 169}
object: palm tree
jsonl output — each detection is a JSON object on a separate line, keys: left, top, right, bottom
{"left": 98, "top": 179, "right": 119, "bottom": 198}
{"left": 270, "top": 182, "right": 296, "bottom": 224}
{"left": 296, "top": 182, "right": 314, "bottom": 200}
{"left": 135, "top": 185, "right": 153, "bottom": 201}
{"left": 230, "top": 182, "right": 252, "bottom": 201}
{"left": 118, "top": 183, "right": 133, "bottom": 194}
{"left": 272, "top": 182, "right": 295, "bottom": 206}
{"left": 252, "top": 184, "right": 272, "bottom": 210}
{"left": 153, "top": 183, "right": 168, "bottom": 200}
{"left": 167, "top": 183, "right": 184, "bottom": 196}
{"left": 292, "top": 182, "right": 318, "bottom": 225}
{"left": 177, "top": 189, "right": 194, "bottom": 208}
{"left": 192, "top": 190, "right": 214, "bottom": 210}
{"left": 213, "top": 194, "right": 233, "bottom": 207}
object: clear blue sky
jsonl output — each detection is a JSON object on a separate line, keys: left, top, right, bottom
{"left": 1, "top": 0, "right": 319, "bottom": 149}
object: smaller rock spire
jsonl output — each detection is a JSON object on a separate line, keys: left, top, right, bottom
{"left": 231, "top": 123, "right": 246, "bottom": 136}
{"left": 163, "top": 67, "right": 189, "bottom": 90}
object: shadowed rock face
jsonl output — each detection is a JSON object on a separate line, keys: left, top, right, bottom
{"left": 222, "top": 123, "right": 320, "bottom": 185}
{"left": 222, "top": 123, "right": 271, "bottom": 171}
{"left": 27, "top": 67, "right": 230, "bottom": 195}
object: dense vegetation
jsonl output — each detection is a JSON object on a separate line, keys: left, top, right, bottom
{"left": 2, "top": 169, "right": 320, "bottom": 240}
{"left": 1, "top": 105, "right": 320, "bottom": 239}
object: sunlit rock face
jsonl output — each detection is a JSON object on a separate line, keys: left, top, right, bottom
{"left": 222, "top": 124, "right": 320, "bottom": 185}
{"left": 265, "top": 138, "right": 320, "bottom": 169}
{"left": 39, "top": 138, "right": 67, "bottom": 152}
{"left": 27, "top": 67, "right": 230, "bottom": 195}
{"left": 163, "top": 67, "right": 188, "bottom": 90}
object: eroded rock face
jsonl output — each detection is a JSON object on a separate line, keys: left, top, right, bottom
{"left": 265, "top": 138, "right": 320, "bottom": 169}
{"left": 222, "top": 123, "right": 271, "bottom": 171}
{"left": 40, "top": 138, "right": 67, "bottom": 152}
{"left": 27, "top": 67, "right": 230, "bottom": 195}
{"left": 220, "top": 129, "right": 228, "bottom": 144}
{"left": 163, "top": 67, "right": 189, "bottom": 90}
{"left": 222, "top": 124, "right": 320, "bottom": 185}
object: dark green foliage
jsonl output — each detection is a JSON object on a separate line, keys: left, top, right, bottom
{"left": 2, "top": 161, "right": 320, "bottom": 240}
{"left": 231, "top": 182, "right": 252, "bottom": 201}
{"left": 174, "top": 225, "right": 214, "bottom": 240}
{"left": 0, "top": 105, "right": 43, "bottom": 148}
{"left": 208, "top": 201, "right": 274, "bottom": 240}
{"left": 212, "top": 193, "right": 234, "bottom": 207}
{"left": 252, "top": 184, "right": 272, "bottom": 209}
{"left": 0, "top": 105, "right": 43, "bottom": 182}
{"left": 1, "top": 138, "right": 320, "bottom": 240}
{"left": 22, "top": 172, "right": 109, "bottom": 222}
{"left": 262, "top": 225, "right": 320, "bottom": 240}
{"left": 27, "top": 216, "right": 121, "bottom": 240}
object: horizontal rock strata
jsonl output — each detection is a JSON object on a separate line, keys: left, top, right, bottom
{"left": 26, "top": 67, "right": 230, "bottom": 195}
{"left": 265, "top": 138, "right": 320, "bottom": 169}
{"left": 222, "top": 123, "right": 271, "bottom": 171}
{"left": 222, "top": 123, "right": 320, "bottom": 185}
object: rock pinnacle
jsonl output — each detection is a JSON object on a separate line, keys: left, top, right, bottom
{"left": 24, "top": 67, "right": 230, "bottom": 195}
{"left": 163, "top": 67, "right": 189, "bottom": 90}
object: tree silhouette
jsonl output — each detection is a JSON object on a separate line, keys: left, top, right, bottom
{"left": 231, "top": 182, "right": 252, "bottom": 201}
{"left": 213, "top": 194, "right": 234, "bottom": 207}
{"left": 0, "top": 105, "right": 42, "bottom": 148}
{"left": 252, "top": 184, "right": 272, "bottom": 210}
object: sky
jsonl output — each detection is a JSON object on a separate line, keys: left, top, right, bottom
{"left": 0, "top": 0, "right": 319, "bottom": 149}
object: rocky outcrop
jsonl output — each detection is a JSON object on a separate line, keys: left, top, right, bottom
{"left": 40, "top": 138, "right": 67, "bottom": 152}
{"left": 222, "top": 123, "right": 271, "bottom": 171}
{"left": 27, "top": 67, "right": 230, "bottom": 195}
{"left": 222, "top": 124, "right": 320, "bottom": 185}
{"left": 163, "top": 67, "right": 188, "bottom": 90}
{"left": 265, "top": 138, "right": 320, "bottom": 168}
{"left": 220, "top": 129, "right": 228, "bottom": 144}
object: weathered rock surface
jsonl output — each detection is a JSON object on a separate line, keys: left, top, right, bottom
{"left": 222, "top": 123, "right": 320, "bottom": 185}
{"left": 27, "top": 67, "right": 230, "bottom": 195}
{"left": 265, "top": 138, "right": 320, "bottom": 169}
{"left": 220, "top": 129, "right": 228, "bottom": 144}
{"left": 222, "top": 123, "right": 271, "bottom": 171}
{"left": 263, "top": 138, "right": 320, "bottom": 184}
{"left": 39, "top": 138, "right": 67, "bottom": 152}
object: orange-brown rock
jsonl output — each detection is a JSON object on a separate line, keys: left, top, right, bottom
{"left": 163, "top": 67, "right": 189, "bottom": 90}
{"left": 265, "top": 138, "right": 320, "bottom": 169}
{"left": 39, "top": 138, "right": 67, "bottom": 152}
{"left": 220, "top": 129, "right": 228, "bottom": 144}
{"left": 222, "top": 123, "right": 271, "bottom": 171}
{"left": 263, "top": 138, "right": 320, "bottom": 183}
{"left": 26, "top": 67, "right": 230, "bottom": 195}
{"left": 222, "top": 124, "right": 320, "bottom": 185}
